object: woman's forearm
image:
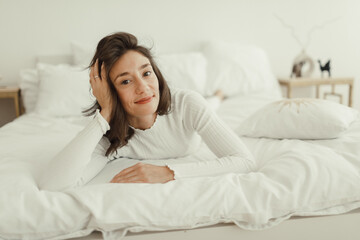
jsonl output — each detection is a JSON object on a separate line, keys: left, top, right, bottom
{"left": 38, "top": 110, "right": 110, "bottom": 191}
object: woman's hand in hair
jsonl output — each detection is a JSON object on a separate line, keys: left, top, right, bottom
{"left": 110, "top": 163, "right": 175, "bottom": 184}
{"left": 90, "top": 59, "right": 113, "bottom": 123}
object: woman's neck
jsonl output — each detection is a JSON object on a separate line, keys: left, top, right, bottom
{"left": 128, "top": 113, "right": 157, "bottom": 130}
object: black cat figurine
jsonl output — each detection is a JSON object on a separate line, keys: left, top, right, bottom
{"left": 318, "top": 60, "right": 331, "bottom": 77}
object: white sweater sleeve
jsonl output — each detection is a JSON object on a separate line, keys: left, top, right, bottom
{"left": 205, "top": 95, "right": 221, "bottom": 111}
{"left": 38, "top": 110, "right": 110, "bottom": 191}
{"left": 167, "top": 92, "right": 256, "bottom": 179}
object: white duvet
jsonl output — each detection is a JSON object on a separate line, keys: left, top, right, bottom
{"left": 1, "top": 92, "right": 360, "bottom": 240}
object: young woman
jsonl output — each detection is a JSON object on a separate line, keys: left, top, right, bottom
{"left": 39, "top": 32, "right": 256, "bottom": 191}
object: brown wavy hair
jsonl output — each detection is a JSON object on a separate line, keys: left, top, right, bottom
{"left": 83, "top": 32, "right": 171, "bottom": 157}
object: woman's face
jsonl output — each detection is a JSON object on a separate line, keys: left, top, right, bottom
{"left": 109, "top": 50, "right": 160, "bottom": 123}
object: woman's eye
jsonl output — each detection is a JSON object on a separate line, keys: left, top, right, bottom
{"left": 144, "top": 71, "right": 151, "bottom": 77}
{"left": 121, "top": 80, "right": 130, "bottom": 85}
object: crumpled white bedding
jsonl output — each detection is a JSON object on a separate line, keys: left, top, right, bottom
{"left": 1, "top": 91, "right": 360, "bottom": 240}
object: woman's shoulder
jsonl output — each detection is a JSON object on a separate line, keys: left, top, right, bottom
{"left": 169, "top": 88, "right": 209, "bottom": 118}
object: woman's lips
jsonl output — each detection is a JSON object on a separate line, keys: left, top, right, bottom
{"left": 135, "top": 96, "right": 153, "bottom": 104}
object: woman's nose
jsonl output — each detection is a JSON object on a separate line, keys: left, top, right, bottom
{"left": 135, "top": 77, "right": 149, "bottom": 94}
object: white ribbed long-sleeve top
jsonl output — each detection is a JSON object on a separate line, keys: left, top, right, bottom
{"left": 39, "top": 89, "right": 256, "bottom": 191}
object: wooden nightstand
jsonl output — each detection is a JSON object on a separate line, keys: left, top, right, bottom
{"left": 278, "top": 77, "right": 354, "bottom": 107}
{"left": 0, "top": 86, "right": 24, "bottom": 117}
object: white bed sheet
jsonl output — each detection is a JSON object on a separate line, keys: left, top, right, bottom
{"left": 1, "top": 91, "right": 360, "bottom": 240}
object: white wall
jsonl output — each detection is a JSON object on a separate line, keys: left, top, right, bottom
{"left": 0, "top": 0, "right": 359, "bottom": 124}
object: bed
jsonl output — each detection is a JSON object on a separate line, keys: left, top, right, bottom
{"left": 0, "top": 41, "right": 360, "bottom": 240}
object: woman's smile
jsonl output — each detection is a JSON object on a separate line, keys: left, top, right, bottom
{"left": 135, "top": 96, "right": 153, "bottom": 104}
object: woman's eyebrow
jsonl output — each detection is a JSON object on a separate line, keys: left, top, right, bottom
{"left": 114, "top": 63, "right": 151, "bottom": 81}
{"left": 139, "top": 63, "right": 150, "bottom": 70}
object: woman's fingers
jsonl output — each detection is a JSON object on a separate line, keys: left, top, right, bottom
{"left": 110, "top": 173, "right": 139, "bottom": 183}
{"left": 101, "top": 62, "right": 106, "bottom": 80}
{"left": 88, "top": 59, "right": 113, "bottom": 120}
{"left": 89, "top": 65, "right": 94, "bottom": 82}
{"left": 111, "top": 164, "right": 138, "bottom": 179}
{"left": 109, "top": 163, "right": 175, "bottom": 184}
{"left": 89, "top": 59, "right": 100, "bottom": 82}
{"left": 110, "top": 170, "right": 138, "bottom": 183}
{"left": 110, "top": 163, "right": 144, "bottom": 183}
{"left": 94, "top": 59, "right": 101, "bottom": 80}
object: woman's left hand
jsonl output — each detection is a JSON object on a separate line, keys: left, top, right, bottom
{"left": 110, "top": 163, "right": 175, "bottom": 183}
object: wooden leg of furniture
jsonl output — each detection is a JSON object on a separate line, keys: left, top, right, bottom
{"left": 316, "top": 85, "right": 320, "bottom": 98}
{"left": 14, "top": 94, "right": 20, "bottom": 117}
{"left": 18, "top": 89, "right": 24, "bottom": 115}
{"left": 287, "top": 86, "right": 292, "bottom": 98}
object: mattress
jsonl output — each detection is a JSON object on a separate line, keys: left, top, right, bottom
{"left": 1, "top": 90, "right": 360, "bottom": 240}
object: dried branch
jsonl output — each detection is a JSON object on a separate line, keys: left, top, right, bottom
{"left": 274, "top": 13, "right": 343, "bottom": 51}
{"left": 274, "top": 13, "right": 305, "bottom": 49}
{"left": 304, "top": 16, "right": 343, "bottom": 49}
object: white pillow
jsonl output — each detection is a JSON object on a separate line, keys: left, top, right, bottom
{"left": 19, "top": 69, "right": 39, "bottom": 113}
{"left": 202, "top": 41, "right": 281, "bottom": 97}
{"left": 156, "top": 52, "right": 207, "bottom": 95}
{"left": 236, "top": 98, "right": 359, "bottom": 140}
{"left": 34, "top": 63, "right": 94, "bottom": 117}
